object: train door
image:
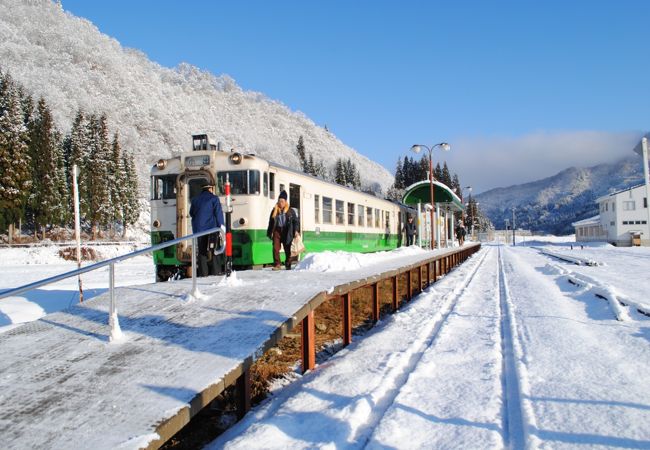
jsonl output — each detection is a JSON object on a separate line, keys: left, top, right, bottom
{"left": 176, "top": 171, "right": 213, "bottom": 262}
{"left": 289, "top": 183, "right": 302, "bottom": 240}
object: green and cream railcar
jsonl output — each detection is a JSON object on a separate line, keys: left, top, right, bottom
{"left": 151, "top": 134, "right": 410, "bottom": 280}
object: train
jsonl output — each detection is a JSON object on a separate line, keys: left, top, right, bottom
{"left": 150, "top": 134, "right": 415, "bottom": 281}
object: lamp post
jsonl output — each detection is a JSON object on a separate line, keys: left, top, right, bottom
{"left": 410, "top": 142, "right": 450, "bottom": 249}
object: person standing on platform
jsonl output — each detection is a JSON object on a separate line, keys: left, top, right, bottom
{"left": 404, "top": 214, "right": 417, "bottom": 246}
{"left": 266, "top": 190, "right": 300, "bottom": 270}
{"left": 190, "top": 184, "right": 225, "bottom": 277}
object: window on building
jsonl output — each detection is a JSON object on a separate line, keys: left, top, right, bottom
{"left": 644, "top": 197, "right": 648, "bottom": 208}
{"left": 623, "top": 201, "right": 635, "bottom": 211}
{"left": 605, "top": 203, "right": 608, "bottom": 211}
{"left": 636, "top": 220, "right": 642, "bottom": 225}
{"left": 336, "top": 200, "right": 345, "bottom": 225}
{"left": 610, "top": 221, "right": 615, "bottom": 226}
{"left": 323, "top": 197, "right": 332, "bottom": 223}
{"left": 314, "top": 195, "right": 320, "bottom": 224}
{"left": 642, "top": 220, "right": 648, "bottom": 225}
{"left": 357, "top": 204, "right": 364, "bottom": 226}
{"left": 347, "top": 203, "right": 355, "bottom": 225}
{"left": 366, "top": 207, "right": 373, "bottom": 227}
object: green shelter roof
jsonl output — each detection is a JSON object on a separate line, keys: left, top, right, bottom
{"left": 402, "top": 180, "right": 465, "bottom": 211}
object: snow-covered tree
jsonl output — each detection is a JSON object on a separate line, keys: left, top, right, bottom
{"left": 121, "top": 148, "right": 139, "bottom": 236}
{"left": 109, "top": 131, "right": 126, "bottom": 234}
{"left": 28, "top": 98, "right": 66, "bottom": 238}
{"left": 296, "top": 135, "right": 307, "bottom": 172}
{"left": 86, "top": 114, "right": 112, "bottom": 239}
{"left": 0, "top": 74, "right": 31, "bottom": 240}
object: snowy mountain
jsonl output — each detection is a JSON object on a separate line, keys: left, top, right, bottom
{"left": 0, "top": 0, "right": 393, "bottom": 194}
{"left": 475, "top": 156, "right": 644, "bottom": 235}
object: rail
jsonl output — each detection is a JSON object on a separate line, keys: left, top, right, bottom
{"left": 0, "top": 227, "right": 226, "bottom": 341}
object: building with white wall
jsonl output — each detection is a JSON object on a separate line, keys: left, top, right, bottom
{"left": 591, "top": 184, "right": 649, "bottom": 246}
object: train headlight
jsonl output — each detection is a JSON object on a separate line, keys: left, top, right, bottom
{"left": 239, "top": 217, "right": 247, "bottom": 226}
{"left": 156, "top": 159, "right": 167, "bottom": 170}
{"left": 153, "top": 219, "right": 161, "bottom": 228}
{"left": 229, "top": 153, "right": 242, "bottom": 165}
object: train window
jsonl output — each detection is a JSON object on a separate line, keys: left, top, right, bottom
{"left": 188, "top": 178, "right": 208, "bottom": 200}
{"left": 348, "top": 203, "right": 355, "bottom": 226}
{"left": 263, "top": 172, "right": 268, "bottom": 197}
{"left": 270, "top": 173, "right": 276, "bottom": 198}
{"left": 216, "top": 170, "right": 260, "bottom": 195}
{"left": 315, "top": 195, "right": 320, "bottom": 224}
{"left": 152, "top": 175, "right": 176, "bottom": 200}
{"left": 366, "top": 207, "right": 373, "bottom": 227}
{"left": 374, "top": 208, "right": 380, "bottom": 228}
{"left": 336, "top": 200, "right": 345, "bottom": 225}
{"left": 323, "top": 197, "right": 333, "bottom": 223}
{"left": 357, "top": 205, "right": 364, "bottom": 226}
{"left": 249, "top": 170, "right": 260, "bottom": 195}
{"left": 385, "top": 211, "right": 390, "bottom": 229}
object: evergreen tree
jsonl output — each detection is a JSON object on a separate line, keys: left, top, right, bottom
{"left": 296, "top": 135, "right": 307, "bottom": 172}
{"left": 334, "top": 158, "right": 345, "bottom": 185}
{"left": 441, "top": 161, "right": 452, "bottom": 188}
{"left": 109, "top": 131, "right": 126, "bottom": 233}
{"left": 67, "top": 110, "right": 89, "bottom": 216}
{"left": 0, "top": 75, "right": 31, "bottom": 240}
{"left": 306, "top": 154, "right": 315, "bottom": 176}
{"left": 394, "top": 157, "right": 404, "bottom": 189}
{"left": 418, "top": 156, "right": 429, "bottom": 181}
{"left": 86, "top": 114, "right": 112, "bottom": 238}
{"left": 452, "top": 173, "right": 461, "bottom": 197}
{"left": 121, "top": 148, "right": 140, "bottom": 236}
{"left": 434, "top": 162, "right": 443, "bottom": 181}
{"left": 28, "top": 98, "right": 65, "bottom": 238}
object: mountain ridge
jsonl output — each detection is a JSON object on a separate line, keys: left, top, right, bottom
{"left": 475, "top": 155, "right": 644, "bottom": 234}
{"left": 0, "top": 0, "right": 393, "bottom": 194}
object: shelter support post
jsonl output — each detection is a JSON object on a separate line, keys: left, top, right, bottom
{"left": 371, "top": 283, "right": 380, "bottom": 322}
{"left": 392, "top": 275, "right": 399, "bottom": 311}
{"left": 236, "top": 369, "right": 251, "bottom": 419}
{"left": 301, "top": 311, "right": 315, "bottom": 373}
{"left": 342, "top": 293, "right": 352, "bottom": 346}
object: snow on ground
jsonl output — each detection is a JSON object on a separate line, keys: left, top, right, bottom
{"left": 209, "top": 238, "right": 650, "bottom": 449}
{"left": 2, "top": 236, "right": 650, "bottom": 449}
{"left": 0, "top": 244, "right": 154, "bottom": 333}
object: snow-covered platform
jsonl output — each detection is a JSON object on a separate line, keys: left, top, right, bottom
{"left": 0, "top": 245, "right": 479, "bottom": 450}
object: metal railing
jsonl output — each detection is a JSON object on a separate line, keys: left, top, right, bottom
{"left": 0, "top": 227, "right": 226, "bottom": 341}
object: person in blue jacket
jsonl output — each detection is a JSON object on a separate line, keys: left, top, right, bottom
{"left": 190, "top": 184, "right": 225, "bottom": 276}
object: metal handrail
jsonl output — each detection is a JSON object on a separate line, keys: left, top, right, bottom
{"left": 0, "top": 227, "right": 226, "bottom": 341}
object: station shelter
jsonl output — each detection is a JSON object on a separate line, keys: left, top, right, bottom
{"left": 402, "top": 180, "right": 465, "bottom": 248}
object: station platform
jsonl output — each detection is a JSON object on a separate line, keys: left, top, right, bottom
{"left": 0, "top": 245, "right": 479, "bottom": 449}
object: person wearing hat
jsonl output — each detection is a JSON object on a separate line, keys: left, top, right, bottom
{"left": 266, "top": 190, "right": 300, "bottom": 270}
{"left": 190, "top": 183, "right": 225, "bottom": 276}
{"left": 404, "top": 214, "right": 417, "bottom": 246}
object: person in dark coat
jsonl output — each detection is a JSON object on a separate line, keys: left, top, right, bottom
{"left": 456, "top": 222, "right": 467, "bottom": 245}
{"left": 189, "top": 184, "right": 225, "bottom": 277}
{"left": 266, "top": 190, "right": 300, "bottom": 270}
{"left": 404, "top": 215, "right": 417, "bottom": 246}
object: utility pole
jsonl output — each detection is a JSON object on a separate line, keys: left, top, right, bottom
{"left": 512, "top": 206, "right": 517, "bottom": 247}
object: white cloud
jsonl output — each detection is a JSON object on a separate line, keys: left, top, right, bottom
{"left": 443, "top": 130, "right": 644, "bottom": 194}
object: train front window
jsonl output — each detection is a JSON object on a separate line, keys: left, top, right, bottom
{"left": 152, "top": 175, "right": 176, "bottom": 200}
{"left": 216, "top": 170, "right": 261, "bottom": 195}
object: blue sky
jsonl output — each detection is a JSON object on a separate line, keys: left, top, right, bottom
{"left": 61, "top": 0, "right": 650, "bottom": 193}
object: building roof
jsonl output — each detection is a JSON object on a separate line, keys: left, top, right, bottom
{"left": 596, "top": 183, "right": 645, "bottom": 203}
{"left": 572, "top": 215, "right": 600, "bottom": 227}
{"left": 401, "top": 180, "right": 465, "bottom": 211}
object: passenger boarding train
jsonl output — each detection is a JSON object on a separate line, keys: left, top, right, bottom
{"left": 150, "top": 134, "right": 414, "bottom": 281}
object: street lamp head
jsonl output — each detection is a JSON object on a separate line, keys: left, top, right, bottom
{"left": 410, "top": 144, "right": 424, "bottom": 154}
{"left": 437, "top": 142, "right": 451, "bottom": 151}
